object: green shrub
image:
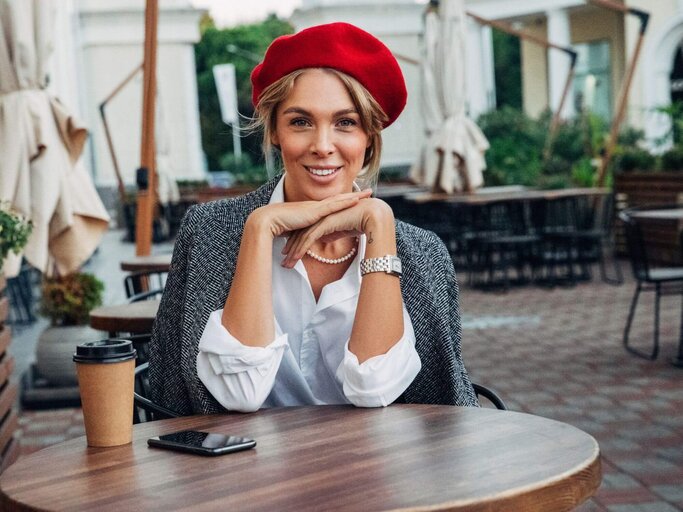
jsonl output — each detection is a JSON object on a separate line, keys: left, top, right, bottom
{"left": 40, "top": 273, "right": 104, "bottom": 326}
{"left": 660, "top": 147, "right": 683, "bottom": 171}
{"left": 478, "top": 107, "right": 544, "bottom": 186}
{"left": 219, "top": 153, "right": 269, "bottom": 186}
{"left": 571, "top": 157, "right": 597, "bottom": 187}
{"left": 0, "top": 204, "right": 32, "bottom": 266}
{"left": 614, "top": 147, "right": 656, "bottom": 173}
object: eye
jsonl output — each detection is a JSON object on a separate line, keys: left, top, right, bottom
{"left": 337, "top": 118, "right": 357, "bottom": 128}
{"left": 289, "top": 117, "right": 311, "bottom": 127}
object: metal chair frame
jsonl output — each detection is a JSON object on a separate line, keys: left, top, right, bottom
{"left": 124, "top": 270, "right": 167, "bottom": 299}
{"left": 134, "top": 362, "right": 180, "bottom": 424}
{"left": 619, "top": 207, "right": 683, "bottom": 361}
{"left": 472, "top": 383, "right": 508, "bottom": 410}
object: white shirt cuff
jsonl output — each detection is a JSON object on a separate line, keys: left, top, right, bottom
{"left": 338, "top": 306, "right": 421, "bottom": 407}
{"left": 197, "top": 309, "right": 287, "bottom": 412}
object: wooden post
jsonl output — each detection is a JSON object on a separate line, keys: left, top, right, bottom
{"left": 135, "top": 0, "right": 159, "bottom": 257}
{"left": 593, "top": 1, "right": 650, "bottom": 186}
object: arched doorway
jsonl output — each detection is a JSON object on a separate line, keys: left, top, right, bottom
{"left": 670, "top": 44, "right": 683, "bottom": 104}
{"left": 641, "top": 16, "right": 683, "bottom": 148}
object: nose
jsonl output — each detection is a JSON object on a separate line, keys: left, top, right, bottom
{"left": 310, "top": 127, "right": 335, "bottom": 156}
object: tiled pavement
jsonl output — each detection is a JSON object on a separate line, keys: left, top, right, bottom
{"left": 461, "top": 266, "right": 683, "bottom": 512}
{"left": 8, "top": 231, "right": 683, "bottom": 511}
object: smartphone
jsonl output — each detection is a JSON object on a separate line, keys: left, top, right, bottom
{"left": 147, "top": 430, "right": 256, "bottom": 456}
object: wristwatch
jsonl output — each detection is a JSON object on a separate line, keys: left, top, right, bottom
{"left": 360, "top": 255, "right": 402, "bottom": 277}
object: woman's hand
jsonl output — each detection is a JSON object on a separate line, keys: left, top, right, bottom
{"left": 281, "top": 198, "right": 395, "bottom": 268}
{"left": 247, "top": 189, "right": 372, "bottom": 238}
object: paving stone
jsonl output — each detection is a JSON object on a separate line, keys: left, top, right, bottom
{"left": 577, "top": 498, "right": 609, "bottom": 511}
{"left": 652, "top": 485, "right": 683, "bottom": 502}
{"left": 607, "top": 503, "right": 681, "bottom": 512}
{"left": 600, "top": 472, "right": 641, "bottom": 489}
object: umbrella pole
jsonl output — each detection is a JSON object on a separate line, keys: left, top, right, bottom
{"left": 135, "top": 0, "right": 159, "bottom": 256}
{"left": 593, "top": 2, "right": 650, "bottom": 187}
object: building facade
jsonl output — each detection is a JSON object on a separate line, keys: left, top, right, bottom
{"left": 467, "top": 0, "right": 683, "bottom": 149}
{"left": 51, "top": 0, "right": 206, "bottom": 188}
{"left": 294, "top": 0, "right": 683, "bottom": 167}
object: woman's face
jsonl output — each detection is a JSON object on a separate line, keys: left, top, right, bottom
{"left": 272, "top": 69, "right": 370, "bottom": 202}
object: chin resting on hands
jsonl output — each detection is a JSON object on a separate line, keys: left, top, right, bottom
{"left": 281, "top": 198, "right": 395, "bottom": 267}
{"left": 246, "top": 189, "right": 372, "bottom": 238}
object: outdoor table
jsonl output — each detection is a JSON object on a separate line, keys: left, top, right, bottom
{"left": 404, "top": 187, "right": 610, "bottom": 206}
{"left": 89, "top": 300, "right": 159, "bottom": 336}
{"left": 374, "top": 182, "right": 428, "bottom": 199}
{"left": 630, "top": 208, "right": 683, "bottom": 267}
{"left": 120, "top": 254, "right": 172, "bottom": 273}
{"left": 0, "top": 405, "right": 601, "bottom": 511}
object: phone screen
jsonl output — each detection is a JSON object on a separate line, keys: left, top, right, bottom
{"left": 148, "top": 430, "right": 256, "bottom": 456}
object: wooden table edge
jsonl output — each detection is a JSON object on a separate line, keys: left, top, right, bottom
{"left": 399, "top": 440, "right": 601, "bottom": 512}
{"left": 89, "top": 301, "right": 159, "bottom": 334}
{"left": 0, "top": 408, "right": 603, "bottom": 512}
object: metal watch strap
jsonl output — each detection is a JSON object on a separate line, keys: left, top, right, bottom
{"left": 360, "top": 255, "right": 402, "bottom": 277}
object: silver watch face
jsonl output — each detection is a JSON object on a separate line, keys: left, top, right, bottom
{"left": 389, "top": 257, "right": 402, "bottom": 275}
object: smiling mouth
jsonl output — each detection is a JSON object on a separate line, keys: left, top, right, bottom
{"left": 305, "top": 166, "right": 341, "bottom": 177}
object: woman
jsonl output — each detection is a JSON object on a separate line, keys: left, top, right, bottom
{"left": 149, "top": 22, "right": 477, "bottom": 414}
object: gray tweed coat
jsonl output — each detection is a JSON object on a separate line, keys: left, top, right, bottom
{"left": 149, "top": 175, "right": 477, "bottom": 414}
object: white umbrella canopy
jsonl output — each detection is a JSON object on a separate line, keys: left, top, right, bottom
{"left": 411, "top": 0, "right": 490, "bottom": 193}
{"left": 0, "top": 0, "right": 109, "bottom": 277}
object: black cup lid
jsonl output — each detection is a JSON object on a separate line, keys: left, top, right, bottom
{"left": 73, "top": 339, "right": 137, "bottom": 364}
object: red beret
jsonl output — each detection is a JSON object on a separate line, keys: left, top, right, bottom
{"left": 251, "top": 22, "right": 407, "bottom": 128}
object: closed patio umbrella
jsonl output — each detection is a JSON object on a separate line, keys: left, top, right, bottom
{"left": 411, "top": 0, "right": 489, "bottom": 193}
{"left": 0, "top": 0, "right": 109, "bottom": 277}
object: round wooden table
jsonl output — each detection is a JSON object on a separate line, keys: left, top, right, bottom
{"left": 0, "top": 405, "right": 601, "bottom": 511}
{"left": 89, "top": 300, "right": 159, "bottom": 335}
{"left": 120, "top": 254, "right": 172, "bottom": 273}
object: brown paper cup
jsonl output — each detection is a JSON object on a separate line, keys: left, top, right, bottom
{"left": 74, "top": 339, "right": 137, "bottom": 447}
{"left": 76, "top": 359, "right": 135, "bottom": 447}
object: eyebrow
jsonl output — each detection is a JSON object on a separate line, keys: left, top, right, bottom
{"left": 281, "top": 107, "right": 359, "bottom": 117}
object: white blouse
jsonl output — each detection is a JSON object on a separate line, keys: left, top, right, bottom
{"left": 196, "top": 177, "right": 421, "bottom": 412}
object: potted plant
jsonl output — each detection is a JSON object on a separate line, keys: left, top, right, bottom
{"left": 35, "top": 272, "right": 104, "bottom": 386}
{"left": 0, "top": 203, "right": 33, "bottom": 271}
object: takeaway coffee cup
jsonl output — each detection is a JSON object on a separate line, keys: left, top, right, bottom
{"left": 73, "top": 339, "right": 137, "bottom": 447}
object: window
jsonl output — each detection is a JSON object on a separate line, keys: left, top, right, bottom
{"left": 572, "top": 40, "right": 612, "bottom": 120}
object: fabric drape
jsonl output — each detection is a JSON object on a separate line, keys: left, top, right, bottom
{"left": 0, "top": 0, "right": 109, "bottom": 277}
{"left": 410, "top": 0, "right": 489, "bottom": 193}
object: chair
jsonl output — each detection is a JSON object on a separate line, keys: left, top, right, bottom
{"left": 532, "top": 196, "right": 584, "bottom": 285}
{"left": 128, "top": 288, "right": 164, "bottom": 303}
{"left": 6, "top": 262, "right": 37, "bottom": 324}
{"left": 545, "top": 194, "right": 623, "bottom": 285}
{"left": 134, "top": 362, "right": 181, "bottom": 424}
{"left": 472, "top": 383, "right": 508, "bottom": 410}
{"left": 124, "top": 270, "right": 167, "bottom": 299}
{"left": 468, "top": 201, "right": 540, "bottom": 289}
{"left": 618, "top": 208, "right": 683, "bottom": 360}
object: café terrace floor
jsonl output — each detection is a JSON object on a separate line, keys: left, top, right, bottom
{"left": 8, "top": 229, "right": 683, "bottom": 512}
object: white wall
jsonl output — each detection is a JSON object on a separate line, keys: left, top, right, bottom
{"left": 77, "top": 0, "right": 205, "bottom": 187}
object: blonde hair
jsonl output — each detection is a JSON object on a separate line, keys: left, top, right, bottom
{"left": 249, "top": 68, "right": 389, "bottom": 190}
